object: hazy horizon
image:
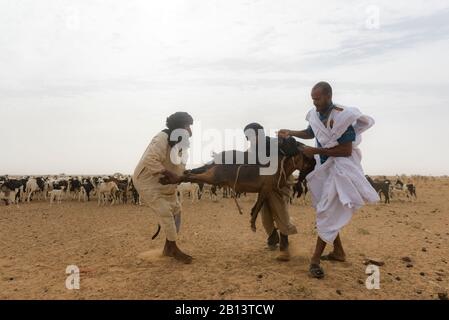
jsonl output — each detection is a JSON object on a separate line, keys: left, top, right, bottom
{"left": 1, "top": 1, "right": 449, "bottom": 176}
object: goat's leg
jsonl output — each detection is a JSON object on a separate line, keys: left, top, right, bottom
{"left": 193, "top": 187, "right": 199, "bottom": 202}
{"left": 249, "top": 193, "right": 267, "bottom": 232}
{"left": 180, "top": 168, "right": 219, "bottom": 186}
{"left": 15, "top": 189, "right": 21, "bottom": 204}
{"left": 178, "top": 191, "right": 183, "bottom": 205}
{"left": 98, "top": 193, "right": 102, "bottom": 206}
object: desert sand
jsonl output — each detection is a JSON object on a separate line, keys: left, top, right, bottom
{"left": 1, "top": 177, "right": 448, "bottom": 300}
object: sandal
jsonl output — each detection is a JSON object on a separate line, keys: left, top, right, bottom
{"left": 309, "top": 263, "right": 325, "bottom": 279}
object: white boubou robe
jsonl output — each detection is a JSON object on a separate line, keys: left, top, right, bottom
{"left": 305, "top": 105, "right": 380, "bottom": 244}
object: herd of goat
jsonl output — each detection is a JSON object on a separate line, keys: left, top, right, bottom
{"left": 365, "top": 175, "right": 417, "bottom": 204}
{"left": 0, "top": 174, "right": 416, "bottom": 207}
{"left": 0, "top": 175, "right": 139, "bottom": 206}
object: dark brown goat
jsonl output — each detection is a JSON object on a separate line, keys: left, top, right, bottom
{"left": 172, "top": 140, "right": 315, "bottom": 231}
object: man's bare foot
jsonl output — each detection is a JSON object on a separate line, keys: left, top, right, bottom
{"left": 163, "top": 240, "right": 192, "bottom": 264}
{"left": 277, "top": 233, "right": 290, "bottom": 261}
{"left": 309, "top": 263, "right": 325, "bottom": 279}
{"left": 320, "top": 252, "right": 346, "bottom": 262}
{"left": 172, "top": 249, "right": 193, "bottom": 264}
{"left": 163, "top": 240, "right": 174, "bottom": 257}
{"left": 276, "top": 250, "right": 291, "bottom": 262}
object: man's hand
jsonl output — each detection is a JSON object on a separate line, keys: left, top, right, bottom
{"left": 159, "top": 170, "right": 181, "bottom": 185}
{"left": 303, "top": 146, "right": 317, "bottom": 159}
{"left": 277, "top": 129, "right": 291, "bottom": 139}
{"left": 278, "top": 129, "right": 315, "bottom": 140}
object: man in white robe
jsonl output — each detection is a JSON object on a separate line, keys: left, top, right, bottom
{"left": 278, "top": 82, "right": 379, "bottom": 278}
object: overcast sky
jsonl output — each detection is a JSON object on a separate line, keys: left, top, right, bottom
{"left": 1, "top": 0, "right": 448, "bottom": 176}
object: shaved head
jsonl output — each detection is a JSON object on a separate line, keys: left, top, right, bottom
{"left": 312, "top": 81, "right": 333, "bottom": 96}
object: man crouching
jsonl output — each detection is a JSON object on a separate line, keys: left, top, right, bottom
{"left": 133, "top": 112, "right": 194, "bottom": 264}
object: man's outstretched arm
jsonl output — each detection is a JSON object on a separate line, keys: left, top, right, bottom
{"left": 303, "top": 141, "right": 353, "bottom": 158}
{"left": 278, "top": 129, "right": 314, "bottom": 140}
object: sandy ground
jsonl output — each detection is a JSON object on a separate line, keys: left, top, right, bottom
{"left": 1, "top": 178, "right": 448, "bottom": 300}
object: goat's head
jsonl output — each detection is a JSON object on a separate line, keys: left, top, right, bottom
{"left": 286, "top": 142, "right": 316, "bottom": 177}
